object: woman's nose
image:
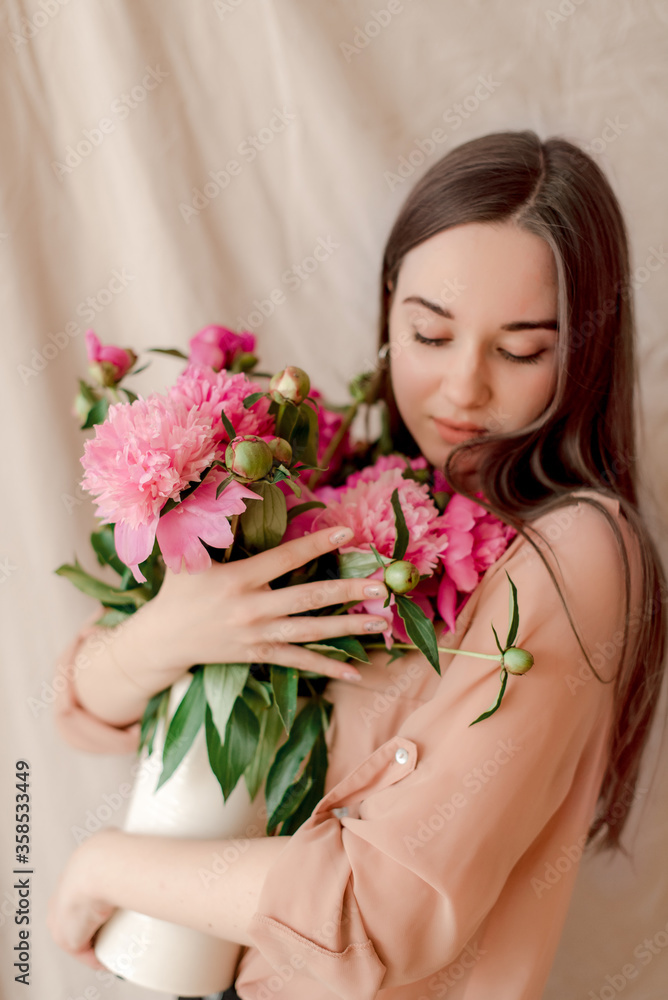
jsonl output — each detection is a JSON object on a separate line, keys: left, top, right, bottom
{"left": 438, "top": 345, "right": 491, "bottom": 410}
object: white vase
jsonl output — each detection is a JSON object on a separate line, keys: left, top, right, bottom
{"left": 93, "top": 672, "right": 268, "bottom": 996}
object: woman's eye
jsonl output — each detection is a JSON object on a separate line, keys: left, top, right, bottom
{"left": 412, "top": 331, "right": 450, "bottom": 347}
{"left": 498, "top": 348, "right": 545, "bottom": 365}
{"left": 412, "top": 330, "right": 545, "bottom": 365}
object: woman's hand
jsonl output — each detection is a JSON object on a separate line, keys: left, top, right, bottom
{"left": 140, "top": 525, "right": 389, "bottom": 689}
{"left": 47, "top": 830, "right": 118, "bottom": 970}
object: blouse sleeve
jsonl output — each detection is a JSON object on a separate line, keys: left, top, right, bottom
{"left": 244, "top": 497, "right": 640, "bottom": 997}
{"left": 53, "top": 608, "right": 142, "bottom": 754}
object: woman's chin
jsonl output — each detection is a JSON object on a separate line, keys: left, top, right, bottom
{"left": 419, "top": 438, "right": 473, "bottom": 471}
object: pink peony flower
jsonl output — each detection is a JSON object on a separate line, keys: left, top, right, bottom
{"left": 169, "top": 364, "right": 274, "bottom": 446}
{"left": 343, "top": 454, "right": 429, "bottom": 490}
{"left": 287, "top": 456, "right": 446, "bottom": 575}
{"left": 156, "top": 471, "right": 261, "bottom": 575}
{"left": 436, "top": 493, "right": 516, "bottom": 632}
{"left": 81, "top": 393, "right": 220, "bottom": 582}
{"left": 85, "top": 329, "right": 136, "bottom": 384}
{"left": 188, "top": 325, "right": 256, "bottom": 372}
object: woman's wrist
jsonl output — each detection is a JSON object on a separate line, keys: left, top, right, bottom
{"left": 72, "top": 608, "right": 181, "bottom": 728}
{"left": 79, "top": 827, "right": 124, "bottom": 904}
{"left": 50, "top": 829, "right": 118, "bottom": 953}
{"left": 125, "top": 593, "right": 193, "bottom": 687}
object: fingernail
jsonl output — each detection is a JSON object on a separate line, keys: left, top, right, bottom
{"left": 364, "top": 584, "right": 386, "bottom": 599}
{"left": 343, "top": 670, "right": 362, "bottom": 682}
{"left": 364, "top": 620, "right": 387, "bottom": 632}
{"left": 330, "top": 527, "right": 354, "bottom": 545}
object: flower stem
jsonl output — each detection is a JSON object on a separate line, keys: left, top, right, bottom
{"left": 276, "top": 402, "right": 286, "bottom": 437}
{"left": 364, "top": 642, "right": 502, "bottom": 661}
{"left": 308, "top": 400, "right": 359, "bottom": 490}
{"left": 108, "top": 387, "right": 122, "bottom": 404}
{"left": 222, "top": 514, "right": 239, "bottom": 563}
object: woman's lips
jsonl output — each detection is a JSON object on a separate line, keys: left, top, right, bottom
{"left": 432, "top": 418, "right": 488, "bottom": 444}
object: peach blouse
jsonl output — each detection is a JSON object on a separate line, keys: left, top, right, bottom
{"left": 53, "top": 490, "right": 641, "bottom": 999}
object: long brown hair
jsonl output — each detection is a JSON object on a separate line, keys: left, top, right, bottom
{"left": 376, "top": 130, "right": 667, "bottom": 856}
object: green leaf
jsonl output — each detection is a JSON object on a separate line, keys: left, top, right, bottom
{"left": 267, "top": 771, "right": 313, "bottom": 830}
{"left": 246, "top": 675, "right": 273, "bottom": 706}
{"left": 149, "top": 689, "right": 171, "bottom": 756}
{"left": 290, "top": 401, "right": 319, "bottom": 468}
{"left": 387, "top": 645, "right": 408, "bottom": 664}
{"left": 271, "top": 664, "right": 299, "bottom": 732}
{"left": 395, "top": 595, "right": 441, "bottom": 675}
{"left": 156, "top": 671, "right": 206, "bottom": 790}
{"left": 490, "top": 621, "right": 505, "bottom": 655}
{"left": 147, "top": 347, "right": 188, "bottom": 358}
{"left": 369, "top": 543, "right": 388, "bottom": 571}
{"left": 94, "top": 608, "right": 133, "bottom": 627}
{"left": 90, "top": 525, "right": 127, "bottom": 576}
{"left": 242, "top": 392, "right": 267, "bottom": 409}
{"left": 55, "top": 560, "right": 150, "bottom": 608}
{"left": 81, "top": 397, "right": 109, "bottom": 429}
{"left": 315, "top": 636, "right": 370, "bottom": 663}
{"left": 77, "top": 379, "right": 97, "bottom": 404}
{"left": 292, "top": 462, "right": 324, "bottom": 473}
{"left": 278, "top": 725, "right": 329, "bottom": 835}
{"left": 339, "top": 549, "right": 388, "bottom": 579}
{"left": 286, "top": 500, "right": 326, "bottom": 523}
{"left": 220, "top": 409, "right": 237, "bottom": 441}
{"left": 265, "top": 700, "right": 323, "bottom": 827}
{"left": 240, "top": 481, "right": 287, "bottom": 551}
{"left": 203, "top": 664, "right": 249, "bottom": 742}
{"left": 244, "top": 701, "right": 285, "bottom": 801}
{"left": 205, "top": 697, "right": 260, "bottom": 800}
{"left": 280, "top": 477, "right": 302, "bottom": 496}
{"left": 128, "top": 362, "right": 150, "bottom": 376}
{"left": 390, "top": 488, "right": 409, "bottom": 561}
{"left": 121, "top": 387, "right": 140, "bottom": 403}
{"left": 274, "top": 401, "right": 300, "bottom": 441}
{"left": 242, "top": 676, "right": 273, "bottom": 715}
{"left": 304, "top": 644, "right": 349, "bottom": 663}
{"left": 215, "top": 473, "right": 235, "bottom": 500}
{"left": 505, "top": 571, "right": 520, "bottom": 649}
{"left": 469, "top": 668, "right": 508, "bottom": 726}
{"left": 138, "top": 688, "right": 170, "bottom": 755}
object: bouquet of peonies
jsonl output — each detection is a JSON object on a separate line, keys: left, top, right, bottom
{"left": 58, "top": 324, "right": 533, "bottom": 837}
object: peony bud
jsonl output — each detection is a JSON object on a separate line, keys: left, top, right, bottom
{"left": 266, "top": 436, "right": 293, "bottom": 466}
{"left": 188, "top": 325, "right": 256, "bottom": 372}
{"left": 85, "top": 330, "right": 136, "bottom": 384}
{"left": 503, "top": 647, "right": 534, "bottom": 675}
{"left": 269, "top": 366, "right": 311, "bottom": 405}
{"left": 225, "top": 435, "right": 274, "bottom": 481}
{"left": 348, "top": 370, "right": 377, "bottom": 404}
{"left": 383, "top": 559, "right": 420, "bottom": 595}
{"left": 72, "top": 391, "right": 94, "bottom": 422}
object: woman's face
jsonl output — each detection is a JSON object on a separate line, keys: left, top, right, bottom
{"left": 387, "top": 221, "right": 559, "bottom": 477}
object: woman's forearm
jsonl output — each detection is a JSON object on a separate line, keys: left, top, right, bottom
{"left": 84, "top": 829, "right": 290, "bottom": 944}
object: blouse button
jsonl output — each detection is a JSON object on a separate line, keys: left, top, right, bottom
{"left": 395, "top": 747, "right": 409, "bottom": 765}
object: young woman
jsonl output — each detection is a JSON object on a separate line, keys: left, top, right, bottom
{"left": 49, "top": 130, "right": 666, "bottom": 1000}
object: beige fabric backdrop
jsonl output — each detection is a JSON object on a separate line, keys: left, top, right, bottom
{"left": 1, "top": 0, "right": 668, "bottom": 997}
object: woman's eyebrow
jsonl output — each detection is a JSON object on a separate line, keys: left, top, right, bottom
{"left": 402, "top": 295, "right": 558, "bottom": 332}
